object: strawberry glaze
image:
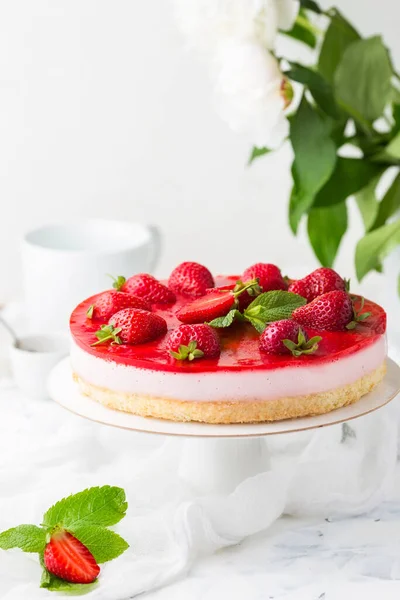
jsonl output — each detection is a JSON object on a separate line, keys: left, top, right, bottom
{"left": 70, "top": 276, "right": 386, "bottom": 374}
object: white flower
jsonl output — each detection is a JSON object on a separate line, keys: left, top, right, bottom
{"left": 213, "top": 41, "right": 290, "bottom": 147}
{"left": 174, "top": 0, "right": 300, "bottom": 51}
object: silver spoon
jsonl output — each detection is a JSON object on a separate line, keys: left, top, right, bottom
{"left": 0, "top": 314, "right": 20, "bottom": 348}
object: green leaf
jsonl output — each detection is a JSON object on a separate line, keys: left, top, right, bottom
{"left": 208, "top": 309, "right": 242, "bottom": 329}
{"left": 307, "top": 202, "right": 348, "bottom": 267}
{"left": 373, "top": 172, "right": 400, "bottom": 229}
{"left": 43, "top": 486, "right": 128, "bottom": 530}
{"left": 372, "top": 132, "right": 400, "bottom": 164}
{"left": 355, "top": 220, "right": 400, "bottom": 280}
{"left": 318, "top": 9, "right": 360, "bottom": 84}
{"left": 40, "top": 572, "right": 98, "bottom": 594}
{"left": 289, "top": 96, "right": 337, "bottom": 231}
{"left": 244, "top": 291, "right": 306, "bottom": 330}
{"left": 334, "top": 36, "right": 393, "bottom": 126}
{"left": 355, "top": 171, "right": 385, "bottom": 232}
{"left": 0, "top": 525, "right": 46, "bottom": 553}
{"left": 281, "top": 12, "right": 317, "bottom": 49}
{"left": 314, "top": 157, "right": 382, "bottom": 207}
{"left": 92, "top": 325, "right": 123, "bottom": 346}
{"left": 108, "top": 274, "right": 126, "bottom": 291}
{"left": 300, "top": 0, "right": 322, "bottom": 13}
{"left": 286, "top": 62, "right": 339, "bottom": 118}
{"left": 248, "top": 146, "right": 271, "bottom": 165}
{"left": 71, "top": 525, "right": 129, "bottom": 564}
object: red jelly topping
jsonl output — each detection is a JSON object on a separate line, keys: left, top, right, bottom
{"left": 70, "top": 276, "right": 386, "bottom": 374}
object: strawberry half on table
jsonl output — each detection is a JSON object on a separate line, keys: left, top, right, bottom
{"left": 176, "top": 279, "right": 261, "bottom": 324}
{"left": 44, "top": 530, "right": 100, "bottom": 584}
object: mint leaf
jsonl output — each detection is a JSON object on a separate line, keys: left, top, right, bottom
{"left": 334, "top": 36, "right": 393, "bottom": 125}
{"left": 355, "top": 171, "right": 385, "bottom": 232}
{"left": 244, "top": 291, "right": 306, "bottom": 332}
{"left": 300, "top": 0, "right": 322, "bottom": 13}
{"left": 307, "top": 202, "right": 347, "bottom": 267}
{"left": 355, "top": 220, "right": 400, "bottom": 280}
{"left": 40, "top": 571, "right": 98, "bottom": 593}
{"left": 43, "top": 486, "right": 128, "bottom": 530}
{"left": 208, "top": 309, "right": 243, "bottom": 328}
{"left": 72, "top": 525, "right": 129, "bottom": 564}
{"left": 289, "top": 96, "right": 337, "bottom": 232}
{"left": 0, "top": 525, "right": 46, "bottom": 553}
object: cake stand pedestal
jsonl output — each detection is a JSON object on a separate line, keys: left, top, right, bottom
{"left": 48, "top": 358, "right": 400, "bottom": 495}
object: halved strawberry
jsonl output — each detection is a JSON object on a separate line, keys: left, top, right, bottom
{"left": 176, "top": 279, "right": 260, "bottom": 324}
{"left": 44, "top": 530, "right": 100, "bottom": 584}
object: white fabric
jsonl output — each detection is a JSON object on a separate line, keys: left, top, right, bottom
{"left": 0, "top": 371, "right": 399, "bottom": 599}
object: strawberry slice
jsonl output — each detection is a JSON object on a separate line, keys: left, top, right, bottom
{"left": 44, "top": 530, "right": 100, "bottom": 584}
{"left": 176, "top": 279, "right": 261, "bottom": 324}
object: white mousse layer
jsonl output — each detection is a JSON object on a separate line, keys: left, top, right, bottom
{"left": 71, "top": 335, "right": 387, "bottom": 402}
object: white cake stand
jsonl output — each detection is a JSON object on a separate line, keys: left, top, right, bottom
{"left": 48, "top": 358, "right": 400, "bottom": 494}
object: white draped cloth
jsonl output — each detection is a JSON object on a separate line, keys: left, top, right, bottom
{"left": 0, "top": 365, "right": 399, "bottom": 599}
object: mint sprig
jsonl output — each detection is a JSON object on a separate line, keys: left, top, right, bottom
{"left": 0, "top": 485, "right": 129, "bottom": 594}
{"left": 208, "top": 291, "right": 307, "bottom": 334}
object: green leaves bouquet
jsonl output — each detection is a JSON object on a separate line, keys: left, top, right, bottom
{"left": 174, "top": 0, "right": 400, "bottom": 289}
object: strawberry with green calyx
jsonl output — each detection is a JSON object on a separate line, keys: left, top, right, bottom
{"left": 293, "top": 290, "right": 354, "bottom": 331}
{"left": 208, "top": 290, "right": 306, "bottom": 333}
{"left": 288, "top": 268, "right": 347, "bottom": 303}
{"left": 86, "top": 290, "right": 151, "bottom": 321}
{"left": 121, "top": 273, "right": 176, "bottom": 304}
{"left": 0, "top": 486, "right": 128, "bottom": 593}
{"left": 176, "top": 279, "right": 261, "bottom": 324}
{"left": 108, "top": 274, "right": 127, "bottom": 291}
{"left": 259, "top": 319, "right": 322, "bottom": 356}
{"left": 91, "top": 324, "right": 123, "bottom": 346}
{"left": 242, "top": 263, "right": 287, "bottom": 292}
{"left": 93, "top": 308, "right": 167, "bottom": 346}
{"left": 346, "top": 296, "right": 372, "bottom": 330}
{"left": 167, "top": 323, "right": 220, "bottom": 361}
{"left": 170, "top": 340, "right": 204, "bottom": 361}
{"left": 169, "top": 261, "right": 214, "bottom": 297}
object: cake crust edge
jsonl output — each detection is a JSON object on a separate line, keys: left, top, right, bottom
{"left": 72, "top": 361, "right": 387, "bottom": 424}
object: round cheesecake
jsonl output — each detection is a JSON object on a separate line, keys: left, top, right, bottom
{"left": 70, "top": 275, "right": 387, "bottom": 424}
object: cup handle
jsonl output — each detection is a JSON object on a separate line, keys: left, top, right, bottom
{"left": 147, "top": 225, "right": 162, "bottom": 274}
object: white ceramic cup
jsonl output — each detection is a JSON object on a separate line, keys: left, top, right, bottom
{"left": 22, "top": 220, "right": 161, "bottom": 331}
{"left": 10, "top": 333, "right": 70, "bottom": 400}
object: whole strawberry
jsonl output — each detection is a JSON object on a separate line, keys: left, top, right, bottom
{"left": 167, "top": 324, "right": 220, "bottom": 360}
{"left": 259, "top": 319, "right": 321, "bottom": 356}
{"left": 118, "top": 274, "right": 176, "bottom": 304}
{"left": 92, "top": 308, "right": 167, "bottom": 345}
{"left": 242, "top": 263, "right": 287, "bottom": 292}
{"left": 289, "top": 268, "right": 347, "bottom": 303}
{"left": 44, "top": 530, "right": 100, "bottom": 584}
{"left": 176, "top": 279, "right": 260, "bottom": 324}
{"left": 169, "top": 262, "right": 214, "bottom": 297}
{"left": 292, "top": 290, "right": 354, "bottom": 331}
{"left": 86, "top": 291, "right": 151, "bottom": 321}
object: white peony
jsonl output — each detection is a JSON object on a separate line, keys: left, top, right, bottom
{"left": 213, "top": 41, "right": 291, "bottom": 148}
{"left": 173, "top": 0, "right": 298, "bottom": 146}
{"left": 174, "top": 0, "right": 300, "bottom": 51}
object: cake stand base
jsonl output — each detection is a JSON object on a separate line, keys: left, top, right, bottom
{"left": 48, "top": 358, "right": 400, "bottom": 495}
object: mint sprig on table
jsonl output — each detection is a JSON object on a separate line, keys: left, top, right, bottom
{"left": 208, "top": 290, "right": 306, "bottom": 333}
{"left": 0, "top": 486, "right": 129, "bottom": 593}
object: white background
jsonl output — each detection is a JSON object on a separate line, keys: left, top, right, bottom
{"left": 0, "top": 0, "right": 399, "bottom": 303}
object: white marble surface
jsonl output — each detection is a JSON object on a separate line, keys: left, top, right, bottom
{"left": 2, "top": 324, "right": 400, "bottom": 599}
